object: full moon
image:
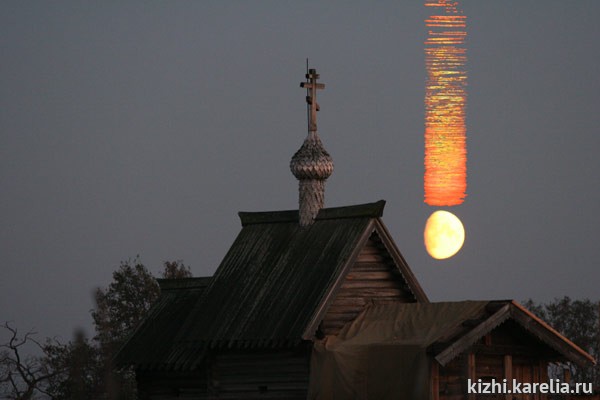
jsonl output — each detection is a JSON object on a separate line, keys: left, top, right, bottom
{"left": 424, "top": 210, "right": 465, "bottom": 260}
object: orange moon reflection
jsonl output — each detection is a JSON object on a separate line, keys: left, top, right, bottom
{"left": 424, "top": 210, "right": 465, "bottom": 260}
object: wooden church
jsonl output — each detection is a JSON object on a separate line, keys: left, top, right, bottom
{"left": 116, "top": 69, "right": 595, "bottom": 399}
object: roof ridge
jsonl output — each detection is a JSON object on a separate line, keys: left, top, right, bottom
{"left": 238, "top": 200, "right": 386, "bottom": 226}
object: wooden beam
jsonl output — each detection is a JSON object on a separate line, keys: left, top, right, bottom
{"left": 300, "top": 82, "right": 325, "bottom": 90}
{"left": 431, "top": 361, "right": 440, "bottom": 400}
{"left": 533, "top": 362, "right": 540, "bottom": 400}
{"left": 467, "top": 353, "right": 476, "bottom": 400}
{"left": 484, "top": 333, "right": 492, "bottom": 346}
{"left": 435, "top": 304, "right": 511, "bottom": 366}
{"left": 563, "top": 367, "right": 571, "bottom": 384}
{"left": 539, "top": 361, "right": 549, "bottom": 400}
{"left": 503, "top": 355, "right": 512, "bottom": 400}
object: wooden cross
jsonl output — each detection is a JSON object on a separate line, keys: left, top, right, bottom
{"left": 300, "top": 68, "right": 325, "bottom": 132}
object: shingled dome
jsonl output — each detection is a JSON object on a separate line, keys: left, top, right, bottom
{"left": 290, "top": 131, "right": 333, "bottom": 180}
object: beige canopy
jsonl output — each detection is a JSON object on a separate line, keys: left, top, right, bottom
{"left": 309, "top": 301, "right": 490, "bottom": 400}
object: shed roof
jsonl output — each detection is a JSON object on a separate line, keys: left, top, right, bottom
{"left": 117, "top": 200, "right": 426, "bottom": 370}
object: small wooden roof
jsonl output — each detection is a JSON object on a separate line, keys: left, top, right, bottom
{"left": 116, "top": 200, "right": 428, "bottom": 370}
{"left": 342, "top": 300, "right": 596, "bottom": 367}
{"left": 308, "top": 301, "right": 595, "bottom": 399}
{"left": 433, "top": 300, "right": 596, "bottom": 367}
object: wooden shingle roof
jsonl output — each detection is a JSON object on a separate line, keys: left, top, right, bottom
{"left": 116, "top": 200, "right": 427, "bottom": 370}
{"left": 114, "top": 277, "right": 211, "bottom": 370}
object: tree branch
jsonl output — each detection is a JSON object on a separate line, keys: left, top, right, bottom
{"left": 1, "top": 322, "right": 56, "bottom": 399}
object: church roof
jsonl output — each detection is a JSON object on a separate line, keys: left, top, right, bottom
{"left": 115, "top": 200, "right": 428, "bottom": 370}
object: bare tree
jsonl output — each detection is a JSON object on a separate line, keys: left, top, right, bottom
{"left": 0, "top": 322, "right": 56, "bottom": 399}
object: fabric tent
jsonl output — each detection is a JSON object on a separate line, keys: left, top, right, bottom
{"left": 308, "top": 301, "right": 489, "bottom": 400}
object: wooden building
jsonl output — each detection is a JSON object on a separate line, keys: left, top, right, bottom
{"left": 116, "top": 201, "right": 427, "bottom": 398}
{"left": 115, "top": 69, "right": 595, "bottom": 399}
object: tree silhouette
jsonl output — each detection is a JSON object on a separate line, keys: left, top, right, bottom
{"left": 0, "top": 322, "right": 55, "bottom": 399}
{"left": 1, "top": 257, "right": 193, "bottom": 399}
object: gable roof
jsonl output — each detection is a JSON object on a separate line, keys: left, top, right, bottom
{"left": 116, "top": 200, "right": 428, "bottom": 370}
{"left": 435, "top": 300, "right": 596, "bottom": 367}
{"left": 324, "top": 300, "right": 595, "bottom": 367}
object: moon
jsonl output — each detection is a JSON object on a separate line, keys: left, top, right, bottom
{"left": 424, "top": 210, "right": 465, "bottom": 260}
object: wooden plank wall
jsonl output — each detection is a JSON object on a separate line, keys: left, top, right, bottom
{"left": 208, "top": 349, "right": 309, "bottom": 399}
{"left": 438, "top": 354, "right": 467, "bottom": 400}
{"left": 438, "top": 354, "right": 551, "bottom": 400}
{"left": 137, "top": 348, "right": 309, "bottom": 399}
{"left": 432, "top": 354, "right": 553, "bottom": 400}
{"left": 137, "top": 370, "right": 209, "bottom": 400}
{"left": 320, "top": 232, "right": 416, "bottom": 335}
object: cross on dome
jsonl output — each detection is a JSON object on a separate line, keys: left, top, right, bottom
{"left": 301, "top": 69, "right": 325, "bottom": 132}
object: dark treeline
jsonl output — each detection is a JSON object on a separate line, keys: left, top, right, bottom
{"left": 1, "top": 258, "right": 191, "bottom": 400}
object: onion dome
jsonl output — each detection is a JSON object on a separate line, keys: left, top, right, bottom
{"left": 290, "top": 131, "right": 334, "bottom": 181}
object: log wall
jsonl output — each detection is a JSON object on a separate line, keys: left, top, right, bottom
{"left": 320, "top": 232, "right": 417, "bottom": 335}
{"left": 137, "top": 370, "right": 209, "bottom": 400}
{"left": 209, "top": 349, "right": 309, "bottom": 399}
{"left": 137, "top": 348, "right": 310, "bottom": 400}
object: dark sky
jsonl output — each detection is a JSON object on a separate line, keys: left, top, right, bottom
{"left": 2, "top": 1, "right": 599, "bottom": 344}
